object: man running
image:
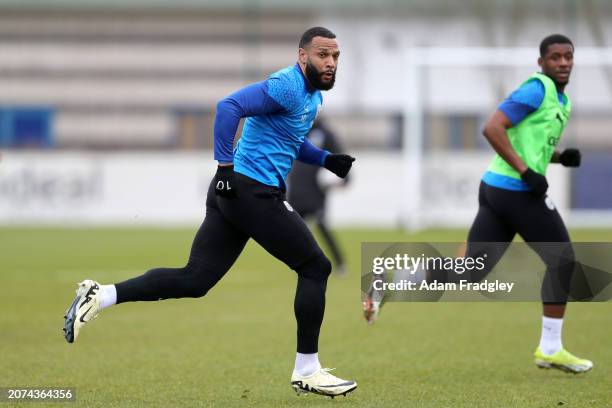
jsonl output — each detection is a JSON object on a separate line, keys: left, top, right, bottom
{"left": 64, "top": 26, "right": 357, "bottom": 397}
{"left": 466, "top": 33, "right": 591, "bottom": 374}
{"left": 363, "top": 34, "right": 593, "bottom": 375}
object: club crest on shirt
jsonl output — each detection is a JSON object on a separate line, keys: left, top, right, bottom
{"left": 301, "top": 102, "right": 322, "bottom": 124}
{"left": 301, "top": 104, "right": 310, "bottom": 123}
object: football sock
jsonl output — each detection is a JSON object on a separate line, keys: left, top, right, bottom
{"left": 539, "top": 316, "right": 563, "bottom": 355}
{"left": 99, "top": 285, "right": 117, "bottom": 310}
{"left": 294, "top": 352, "right": 321, "bottom": 377}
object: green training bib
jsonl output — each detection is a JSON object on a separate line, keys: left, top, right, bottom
{"left": 488, "top": 72, "right": 572, "bottom": 179}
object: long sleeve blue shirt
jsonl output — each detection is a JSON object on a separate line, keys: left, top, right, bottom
{"left": 214, "top": 63, "right": 329, "bottom": 187}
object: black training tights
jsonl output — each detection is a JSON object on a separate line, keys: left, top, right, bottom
{"left": 115, "top": 173, "right": 331, "bottom": 353}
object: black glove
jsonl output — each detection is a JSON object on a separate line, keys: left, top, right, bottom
{"left": 520, "top": 168, "right": 548, "bottom": 196}
{"left": 324, "top": 154, "right": 355, "bottom": 178}
{"left": 214, "top": 165, "right": 237, "bottom": 199}
{"left": 559, "top": 148, "right": 581, "bottom": 167}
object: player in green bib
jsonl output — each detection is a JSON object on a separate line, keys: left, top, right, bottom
{"left": 466, "top": 34, "right": 592, "bottom": 373}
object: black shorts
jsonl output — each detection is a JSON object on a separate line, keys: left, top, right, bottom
{"left": 465, "top": 181, "right": 573, "bottom": 303}
{"left": 467, "top": 181, "right": 570, "bottom": 244}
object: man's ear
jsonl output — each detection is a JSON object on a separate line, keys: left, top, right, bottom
{"left": 537, "top": 56, "right": 543, "bottom": 68}
{"left": 298, "top": 47, "right": 308, "bottom": 64}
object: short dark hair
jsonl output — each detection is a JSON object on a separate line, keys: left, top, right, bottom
{"left": 299, "top": 27, "right": 336, "bottom": 48}
{"left": 540, "top": 34, "right": 574, "bottom": 57}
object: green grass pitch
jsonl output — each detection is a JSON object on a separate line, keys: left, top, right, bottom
{"left": 1, "top": 227, "right": 611, "bottom": 407}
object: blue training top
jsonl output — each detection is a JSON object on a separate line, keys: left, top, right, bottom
{"left": 214, "top": 63, "right": 328, "bottom": 188}
{"left": 482, "top": 77, "right": 565, "bottom": 191}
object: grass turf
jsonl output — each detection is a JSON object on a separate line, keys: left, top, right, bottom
{"left": 0, "top": 227, "right": 610, "bottom": 407}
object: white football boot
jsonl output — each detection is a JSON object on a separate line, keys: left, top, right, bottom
{"left": 362, "top": 295, "right": 381, "bottom": 325}
{"left": 291, "top": 368, "right": 357, "bottom": 398}
{"left": 63, "top": 280, "right": 102, "bottom": 343}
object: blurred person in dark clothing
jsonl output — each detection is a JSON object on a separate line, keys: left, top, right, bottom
{"left": 288, "top": 118, "right": 349, "bottom": 276}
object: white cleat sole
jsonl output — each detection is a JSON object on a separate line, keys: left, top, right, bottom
{"left": 63, "top": 280, "right": 100, "bottom": 343}
{"left": 291, "top": 380, "right": 357, "bottom": 399}
{"left": 535, "top": 359, "right": 593, "bottom": 374}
